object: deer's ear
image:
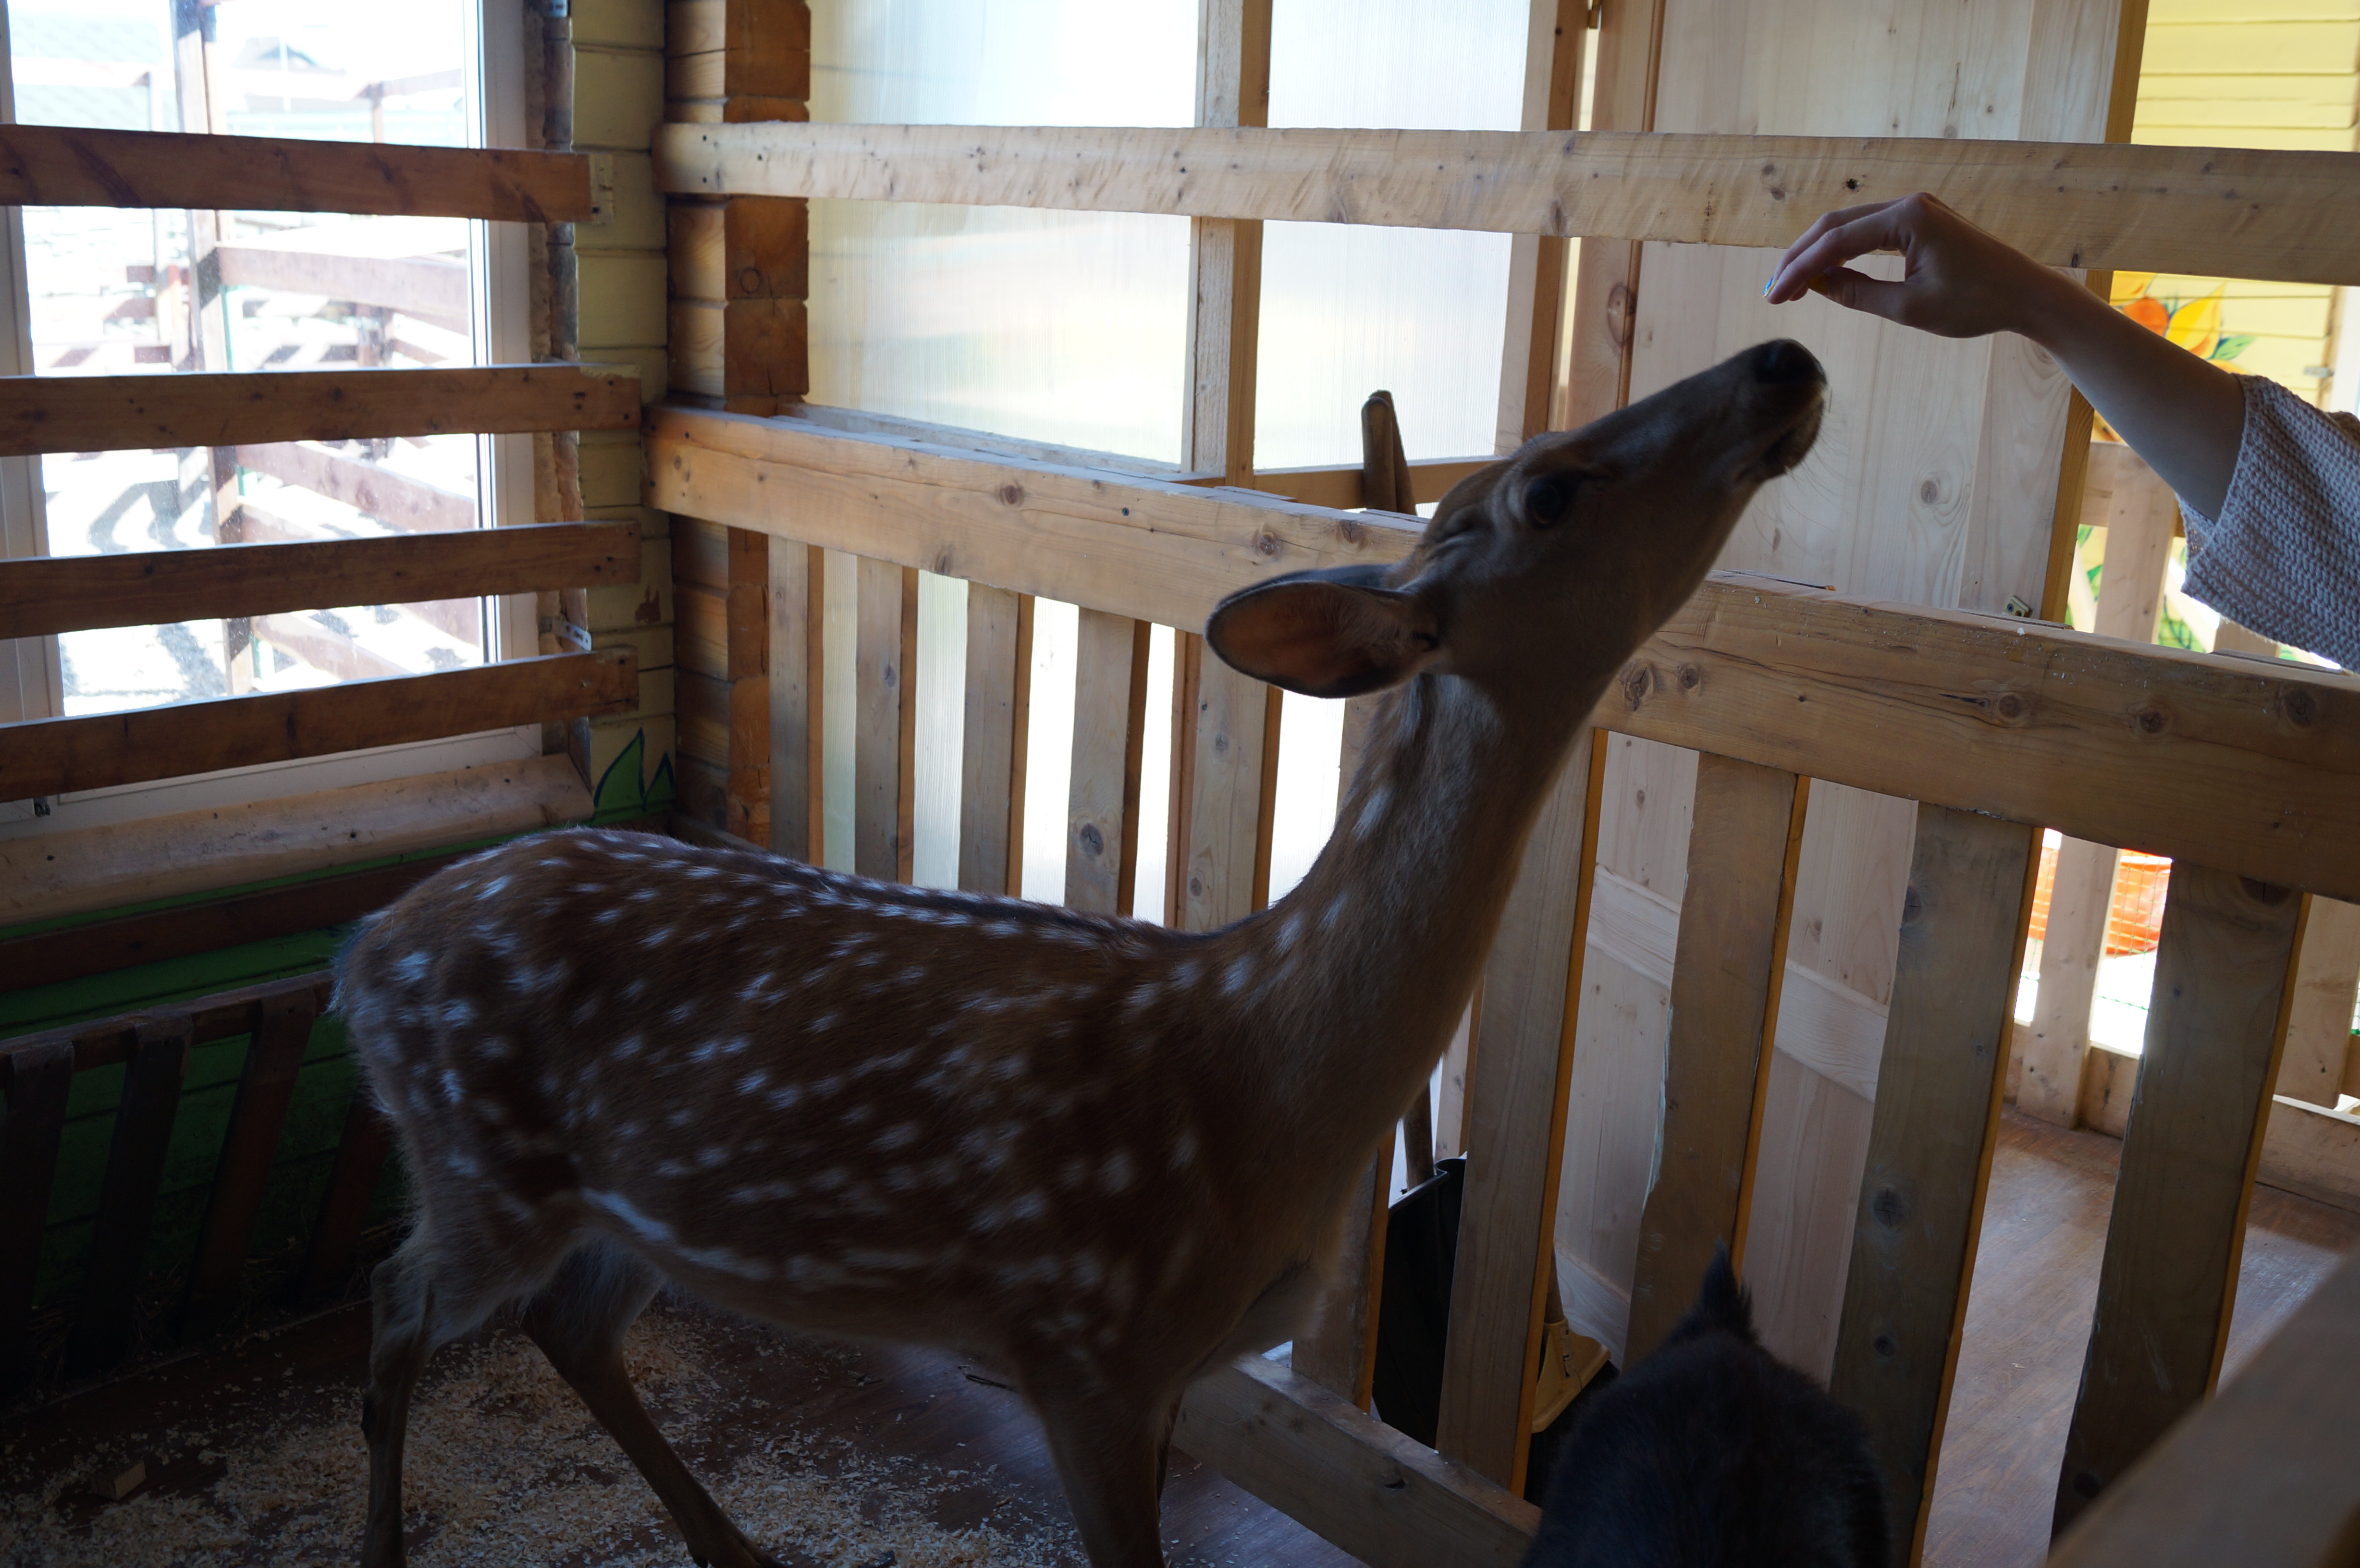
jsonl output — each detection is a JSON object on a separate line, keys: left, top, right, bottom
{"left": 1205, "top": 565, "right": 1440, "bottom": 698}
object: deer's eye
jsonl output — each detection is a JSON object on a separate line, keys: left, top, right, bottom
{"left": 1523, "top": 474, "right": 1578, "bottom": 527}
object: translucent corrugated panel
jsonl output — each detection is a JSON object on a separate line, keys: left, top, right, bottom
{"left": 807, "top": 0, "right": 1195, "bottom": 461}
{"left": 1256, "top": 0, "right": 1527, "bottom": 470}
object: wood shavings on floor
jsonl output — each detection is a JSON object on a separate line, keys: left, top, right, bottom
{"left": 1, "top": 1297, "right": 1086, "bottom": 1568}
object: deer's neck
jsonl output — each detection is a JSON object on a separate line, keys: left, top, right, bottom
{"left": 1227, "top": 671, "right": 1591, "bottom": 1162}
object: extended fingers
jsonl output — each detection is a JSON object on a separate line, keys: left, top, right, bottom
{"left": 1767, "top": 207, "right": 1909, "bottom": 303}
{"left": 1770, "top": 200, "right": 1899, "bottom": 280}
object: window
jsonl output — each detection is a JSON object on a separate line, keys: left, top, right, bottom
{"left": 0, "top": 0, "right": 535, "bottom": 832}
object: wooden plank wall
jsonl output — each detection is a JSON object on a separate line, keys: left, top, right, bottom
{"left": 569, "top": 0, "right": 682, "bottom": 815}
{"left": 1555, "top": 0, "right": 2145, "bottom": 1390}
{"left": 664, "top": 0, "right": 811, "bottom": 845}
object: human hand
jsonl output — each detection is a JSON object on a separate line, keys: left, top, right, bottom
{"left": 1763, "top": 192, "right": 2073, "bottom": 342}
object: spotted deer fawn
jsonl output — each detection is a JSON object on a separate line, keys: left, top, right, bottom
{"left": 340, "top": 339, "right": 1826, "bottom": 1568}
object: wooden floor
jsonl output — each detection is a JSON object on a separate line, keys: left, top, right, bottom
{"left": 1922, "top": 1109, "right": 2360, "bottom": 1568}
{"left": 0, "top": 1107, "right": 2351, "bottom": 1566}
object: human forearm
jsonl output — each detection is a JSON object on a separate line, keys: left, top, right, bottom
{"left": 2015, "top": 271, "right": 2245, "bottom": 520}
{"left": 1768, "top": 195, "right": 2248, "bottom": 518}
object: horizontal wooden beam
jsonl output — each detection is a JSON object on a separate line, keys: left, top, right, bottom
{"left": 0, "top": 649, "right": 636, "bottom": 801}
{"left": 234, "top": 441, "right": 476, "bottom": 533}
{"left": 0, "top": 753, "right": 593, "bottom": 928}
{"left": 0, "top": 521, "right": 638, "bottom": 639}
{"left": 2047, "top": 1244, "right": 2360, "bottom": 1568}
{"left": 1229, "top": 457, "right": 1491, "bottom": 511}
{"left": 0, "top": 123, "right": 593, "bottom": 223}
{"left": 1175, "top": 1355, "right": 1539, "bottom": 1568}
{"left": 656, "top": 123, "right": 2360, "bottom": 286}
{"left": 214, "top": 245, "right": 470, "bottom": 331}
{"left": 1, "top": 971, "right": 336, "bottom": 1074}
{"left": 0, "top": 365, "right": 640, "bottom": 457}
{"left": 649, "top": 405, "right": 2360, "bottom": 900}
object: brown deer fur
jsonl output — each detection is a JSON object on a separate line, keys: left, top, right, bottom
{"left": 339, "top": 339, "right": 1826, "bottom": 1568}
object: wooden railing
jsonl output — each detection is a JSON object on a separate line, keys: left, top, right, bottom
{"left": 649, "top": 397, "right": 2360, "bottom": 1566}
{"left": 0, "top": 973, "right": 362, "bottom": 1392}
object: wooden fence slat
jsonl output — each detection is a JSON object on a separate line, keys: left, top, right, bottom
{"left": 2054, "top": 864, "right": 2305, "bottom": 1533}
{"left": 766, "top": 538, "right": 818, "bottom": 858}
{"left": 62, "top": 1016, "right": 192, "bottom": 1377}
{"left": 234, "top": 441, "right": 477, "bottom": 533}
{"left": 1, "top": 648, "right": 637, "bottom": 802}
{"left": 295, "top": 1086, "right": 395, "bottom": 1308}
{"left": 0, "top": 123, "right": 592, "bottom": 221}
{"left": 0, "top": 1039, "right": 75, "bottom": 1396}
{"left": 1177, "top": 1352, "right": 1540, "bottom": 1568}
{"left": 958, "top": 584, "right": 1029, "bottom": 895}
{"left": 0, "top": 365, "right": 638, "bottom": 458}
{"left": 652, "top": 409, "right": 2360, "bottom": 904}
{"left": 2278, "top": 895, "right": 2360, "bottom": 1108}
{"left": 853, "top": 557, "right": 908, "bottom": 882}
{"left": 0, "top": 973, "right": 335, "bottom": 1071}
{"left": 656, "top": 121, "right": 2360, "bottom": 288}
{"left": 2019, "top": 837, "right": 2120, "bottom": 1127}
{"left": 1175, "top": 655, "right": 1270, "bottom": 932}
{"left": 213, "top": 246, "right": 470, "bottom": 331}
{"left": 180, "top": 993, "right": 319, "bottom": 1334}
{"left": 1827, "top": 806, "right": 2041, "bottom": 1564}
{"left": 1435, "top": 732, "right": 1601, "bottom": 1489}
{"left": 2046, "top": 1245, "right": 2360, "bottom": 1568}
{"left": 0, "top": 521, "right": 638, "bottom": 641}
{"left": 1626, "top": 756, "right": 1808, "bottom": 1362}
{"left": 1066, "top": 609, "right": 1143, "bottom": 914}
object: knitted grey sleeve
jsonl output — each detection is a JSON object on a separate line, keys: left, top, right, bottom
{"left": 2177, "top": 374, "right": 2360, "bottom": 669}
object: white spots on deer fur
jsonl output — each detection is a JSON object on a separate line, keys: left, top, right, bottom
{"left": 573, "top": 997, "right": 599, "bottom": 1025}
{"left": 626, "top": 978, "right": 649, "bottom": 1001}
{"left": 738, "top": 1069, "right": 768, "bottom": 1095}
{"left": 882, "top": 1165, "right": 920, "bottom": 1193}
{"left": 721, "top": 1036, "right": 749, "bottom": 1056}
{"left": 841, "top": 1102, "right": 875, "bottom": 1129}
{"left": 808, "top": 1167, "right": 849, "bottom": 1194}
{"left": 1223, "top": 953, "right": 1256, "bottom": 997}
{"left": 594, "top": 907, "right": 624, "bottom": 925}
{"left": 1357, "top": 783, "right": 1394, "bottom": 837}
{"left": 874, "top": 1121, "right": 920, "bottom": 1152}
{"left": 445, "top": 1149, "right": 480, "bottom": 1177}
{"left": 1170, "top": 1126, "right": 1200, "bottom": 1169}
{"left": 614, "top": 1034, "right": 644, "bottom": 1060}
{"left": 686, "top": 865, "right": 720, "bottom": 880}
{"left": 731, "top": 1179, "right": 795, "bottom": 1203}
{"left": 739, "top": 971, "right": 774, "bottom": 1001}
{"left": 1102, "top": 1149, "right": 1137, "bottom": 1194}
{"left": 669, "top": 1003, "right": 698, "bottom": 1027}
{"left": 440, "top": 1069, "right": 466, "bottom": 1104}
{"left": 1124, "top": 982, "right": 1160, "bottom": 1017}
{"left": 1069, "top": 1252, "right": 1106, "bottom": 1292}
{"left": 395, "top": 951, "right": 434, "bottom": 986}
{"left": 1279, "top": 907, "right": 1309, "bottom": 951}
{"left": 479, "top": 1036, "right": 512, "bottom": 1062}
{"left": 584, "top": 1188, "right": 675, "bottom": 1246}
{"left": 813, "top": 1074, "right": 845, "bottom": 1098}
{"left": 767, "top": 1083, "right": 804, "bottom": 1111}
{"left": 679, "top": 1243, "right": 774, "bottom": 1279}
{"left": 697, "top": 1145, "right": 730, "bottom": 1169}
{"left": 643, "top": 927, "right": 674, "bottom": 948}
{"left": 668, "top": 1107, "right": 697, "bottom": 1129}
{"left": 632, "top": 887, "right": 661, "bottom": 902}
{"left": 476, "top": 876, "right": 510, "bottom": 901}
{"left": 806, "top": 1012, "right": 839, "bottom": 1036}
{"left": 440, "top": 998, "right": 478, "bottom": 1029}
{"left": 1009, "top": 1190, "right": 1048, "bottom": 1223}
{"left": 989, "top": 1053, "right": 1028, "bottom": 1082}
{"left": 895, "top": 965, "right": 928, "bottom": 987}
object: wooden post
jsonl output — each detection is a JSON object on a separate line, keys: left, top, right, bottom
{"left": 1166, "top": 0, "right": 1273, "bottom": 936}
{"left": 63, "top": 1017, "right": 191, "bottom": 1376}
{"left": 1494, "top": 0, "right": 1587, "bottom": 452}
{"left": 1561, "top": 0, "right": 1664, "bottom": 429}
{"left": 666, "top": 0, "right": 811, "bottom": 843}
{"left": 959, "top": 585, "right": 1032, "bottom": 895}
{"left": 2054, "top": 866, "right": 2304, "bottom": 1533}
{"left": 181, "top": 992, "right": 317, "bottom": 1334}
{"left": 1828, "top": 807, "right": 2041, "bottom": 1565}
{"left": 2021, "top": 452, "right": 2177, "bottom": 1126}
{"left": 0, "top": 1039, "right": 74, "bottom": 1396}
{"left": 2276, "top": 895, "right": 2360, "bottom": 1109}
{"left": 1435, "top": 733, "right": 1604, "bottom": 1490}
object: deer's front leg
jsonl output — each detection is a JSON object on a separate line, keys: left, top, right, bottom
{"left": 1034, "top": 1388, "right": 1178, "bottom": 1568}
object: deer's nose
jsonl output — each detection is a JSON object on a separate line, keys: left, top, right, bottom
{"left": 1752, "top": 339, "right": 1825, "bottom": 386}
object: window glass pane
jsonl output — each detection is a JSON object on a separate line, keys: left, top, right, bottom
{"left": 1256, "top": 0, "right": 1526, "bottom": 469}
{"left": 10, "top": 0, "right": 490, "bottom": 719}
{"left": 807, "top": 0, "right": 1194, "bottom": 461}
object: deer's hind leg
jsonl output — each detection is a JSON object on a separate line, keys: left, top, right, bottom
{"left": 518, "top": 1240, "right": 782, "bottom": 1568}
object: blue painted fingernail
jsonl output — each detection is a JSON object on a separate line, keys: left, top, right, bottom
{"left": 1762, "top": 276, "right": 1774, "bottom": 298}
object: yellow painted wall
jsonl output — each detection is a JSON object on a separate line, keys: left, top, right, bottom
{"left": 2130, "top": 3, "right": 2360, "bottom": 401}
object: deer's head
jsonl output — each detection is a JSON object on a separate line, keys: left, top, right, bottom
{"left": 1208, "top": 340, "right": 1824, "bottom": 717}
